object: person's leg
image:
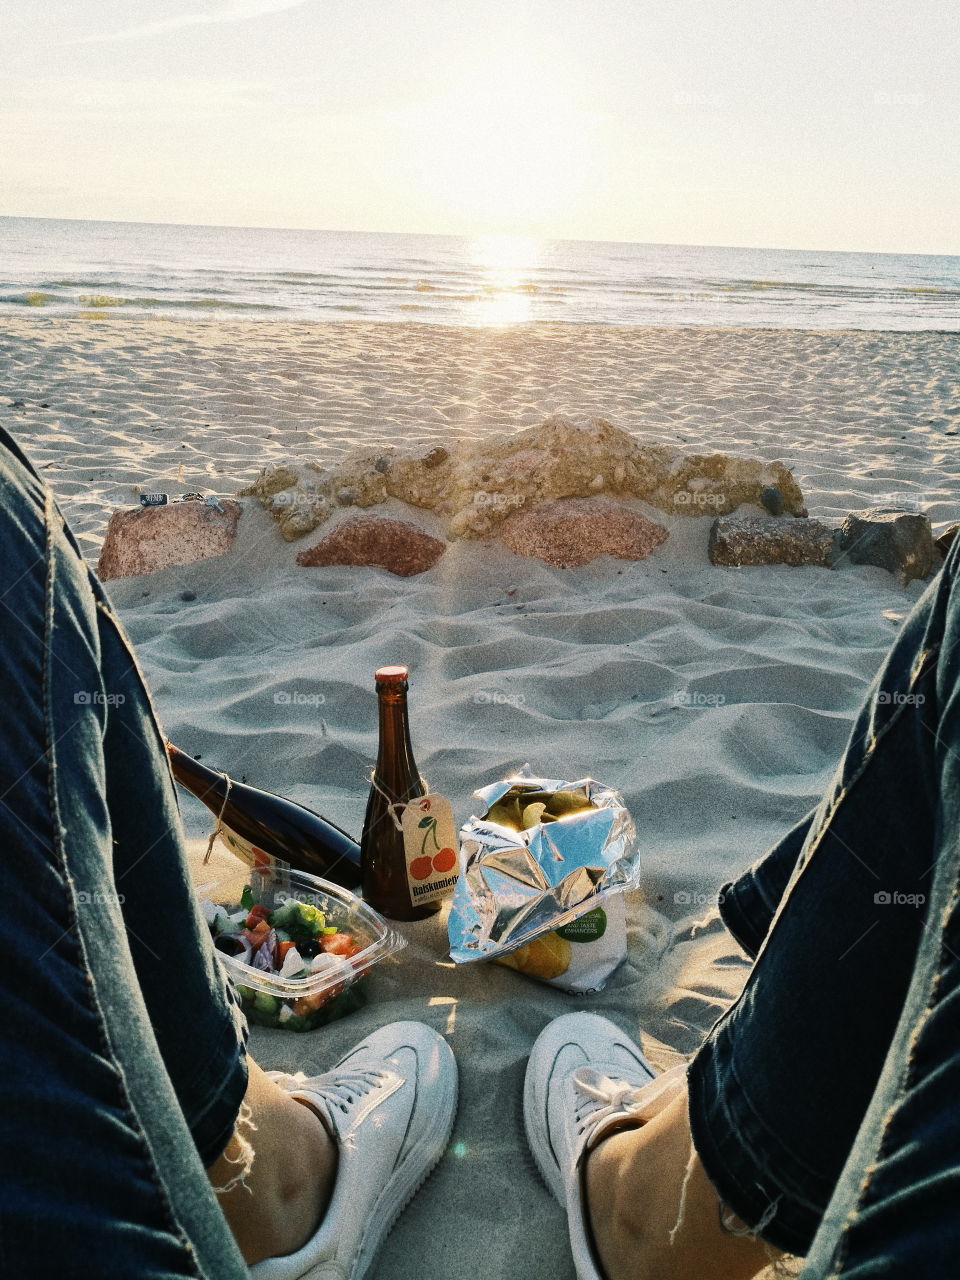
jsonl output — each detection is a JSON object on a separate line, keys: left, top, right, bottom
{"left": 527, "top": 536, "right": 960, "bottom": 1278}
{"left": 0, "top": 425, "right": 459, "bottom": 1278}
{"left": 798, "top": 687, "right": 960, "bottom": 1275}
{"left": 684, "top": 533, "right": 957, "bottom": 1258}
{"left": 64, "top": 464, "right": 341, "bottom": 1264}
{"left": 0, "top": 425, "right": 248, "bottom": 1277}
{"left": 716, "top": 809, "right": 816, "bottom": 959}
{"left": 524, "top": 1015, "right": 773, "bottom": 1280}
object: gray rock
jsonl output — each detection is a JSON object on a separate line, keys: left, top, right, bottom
{"left": 709, "top": 515, "right": 835, "bottom": 568}
{"left": 834, "top": 508, "right": 935, "bottom": 585}
{"left": 935, "top": 522, "right": 959, "bottom": 557}
{"left": 760, "top": 486, "right": 785, "bottom": 516}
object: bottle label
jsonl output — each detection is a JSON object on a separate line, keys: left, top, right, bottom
{"left": 218, "top": 821, "right": 286, "bottom": 873}
{"left": 400, "top": 794, "right": 460, "bottom": 907}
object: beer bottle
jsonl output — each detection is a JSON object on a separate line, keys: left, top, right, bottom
{"left": 360, "top": 665, "right": 439, "bottom": 920}
{"left": 166, "top": 742, "right": 362, "bottom": 889}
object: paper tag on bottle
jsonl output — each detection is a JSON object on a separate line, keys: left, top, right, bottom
{"left": 217, "top": 821, "right": 289, "bottom": 874}
{"left": 400, "top": 794, "right": 460, "bottom": 907}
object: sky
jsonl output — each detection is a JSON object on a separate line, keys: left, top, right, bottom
{"left": 1, "top": 0, "right": 957, "bottom": 253}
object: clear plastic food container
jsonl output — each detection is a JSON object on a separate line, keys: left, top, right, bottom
{"left": 196, "top": 865, "right": 405, "bottom": 1032}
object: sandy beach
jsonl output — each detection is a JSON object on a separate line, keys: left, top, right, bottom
{"left": 3, "top": 316, "right": 960, "bottom": 1278}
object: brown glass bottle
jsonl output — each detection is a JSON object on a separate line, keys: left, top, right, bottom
{"left": 360, "top": 665, "right": 438, "bottom": 920}
{"left": 166, "top": 742, "right": 362, "bottom": 890}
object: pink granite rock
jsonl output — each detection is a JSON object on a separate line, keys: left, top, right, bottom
{"left": 499, "top": 498, "right": 668, "bottom": 568}
{"left": 97, "top": 499, "right": 243, "bottom": 580}
{"left": 296, "top": 516, "right": 446, "bottom": 576}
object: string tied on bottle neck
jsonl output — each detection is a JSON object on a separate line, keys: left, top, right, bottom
{"left": 203, "top": 772, "right": 233, "bottom": 864}
{"left": 367, "top": 770, "right": 429, "bottom": 831}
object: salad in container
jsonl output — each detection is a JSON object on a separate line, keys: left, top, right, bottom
{"left": 197, "top": 866, "right": 405, "bottom": 1031}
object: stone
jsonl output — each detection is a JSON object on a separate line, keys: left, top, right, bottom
{"left": 383, "top": 416, "right": 805, "bottom": 533}
{"left": 237, "top": 415, "right": 807, "bottom": 544}
{"left": 709, "top": 516, "right": 835, "bottom": 568}
{"left": 656, "top": 454, "right": 806, "bottom": 519}
{"left": 296, "top": 516, "right": 447, "bottom": 577}
{"left": 760, "top": 486, "right": 785, "bottom": 516}
{"left": 97, "top": 499, "right": 243, "bottom": 580}
{"left": 499, "top": 498, "right": 669, "bottom": 569}
{"left": 268, "top": 488, "right": 334, "bottom": 542}
{"left": 240, "top": 462, "right": 336, "bottom": 540}
{"left": 834, "top": 509, "right": 935, "bottom": 585}
{"left": 935, "top": 523, "right": 959, "bottom": 557}
{"left": 331, "top": 447, "right": 393, "bottom": 507}
{"left": 237, "top": 463, "right": 302, "bottom": 499}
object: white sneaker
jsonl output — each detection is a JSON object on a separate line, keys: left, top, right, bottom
{"left": 250, "top": 1021, "right": 458, "bottom": 1280}
{"left": 524, "top": 1013, "right": 681, "bottom": 1280}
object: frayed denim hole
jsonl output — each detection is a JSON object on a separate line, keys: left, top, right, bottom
{"left": 210, "top": 1102, "right": 257, "bottom": 1196}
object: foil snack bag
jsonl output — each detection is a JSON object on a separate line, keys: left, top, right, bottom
{"left": 447, "top": 769, "right": 640, "bottom": 992}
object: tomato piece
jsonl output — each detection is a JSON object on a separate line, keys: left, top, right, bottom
{"left": 321, "top": 932, "right": 361, "bottom": 958}
{"left": 243, "top": 919, "right": 271, "bottom": 949}
{"left": 276, "top": 939, "right": 296, "bottom": 963}
{"left": 291, "top": 983, "right": 343, "bottom": 1015}
{"left": 245, "top": 904, "right": 271, "bottom": 928}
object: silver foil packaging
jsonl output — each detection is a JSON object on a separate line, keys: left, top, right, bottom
{"left": 447, "top": 769, "right": 639, "bottom": 992}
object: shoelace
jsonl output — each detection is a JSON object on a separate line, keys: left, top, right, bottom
{"left": 572, "top": 1062, "right": 687, "bottom": 1146}
{"left": 572, "top": 1069, "right": 650, "bottom": 1140}
{"left": 310, "top": 1067, "right": 393, "bottom": 1116}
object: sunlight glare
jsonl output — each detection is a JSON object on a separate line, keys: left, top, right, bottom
{"left": 467, "top": 233, "right": 543, "bottom": 325}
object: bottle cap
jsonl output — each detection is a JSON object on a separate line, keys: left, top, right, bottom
{"left": 375, "top": 664, "right": 409, "bottom": 684}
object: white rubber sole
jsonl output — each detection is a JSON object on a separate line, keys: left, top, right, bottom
{"left": 350, "top": 1047, "right": 458, "bottom": 1280}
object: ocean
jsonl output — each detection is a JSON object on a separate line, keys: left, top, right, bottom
{"left": 1, "top": 216, "right": 958, "bottom": 331}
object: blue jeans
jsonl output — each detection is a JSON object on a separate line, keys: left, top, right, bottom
{"left": 688, "top": 531, "right": 960, "bottom": 1271}
{"left": 0, "top": 427, "right": 249, "bottom": 1278}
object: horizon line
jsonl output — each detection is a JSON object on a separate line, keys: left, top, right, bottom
{"left": 0, "top": 211, "right": 957, "bottom": 261}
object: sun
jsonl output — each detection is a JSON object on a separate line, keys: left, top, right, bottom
{"left": 466, "top": 234, "right": 544, "bottom": 325}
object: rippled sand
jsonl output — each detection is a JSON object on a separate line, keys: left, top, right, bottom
{"left": 2, "top": 318, "right": 958, "bottom": 550}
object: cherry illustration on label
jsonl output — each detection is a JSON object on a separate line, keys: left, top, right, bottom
{"left": 432, "top": 847, "right": 456, "bottom": 873}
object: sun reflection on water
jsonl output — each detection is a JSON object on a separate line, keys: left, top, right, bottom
{"left": 465, "top": 234, "right": 543, "bottom": 325}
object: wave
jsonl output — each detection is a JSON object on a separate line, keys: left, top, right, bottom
{"left": 0, "top": 289, "right": 287, "bottom": 313}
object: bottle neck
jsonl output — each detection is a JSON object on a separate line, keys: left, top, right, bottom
{"left": 374, "top": 685, "right": 421, "bottom": 794}
{"left": 166, "top": 742, "right": 228, "bottom": 804}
